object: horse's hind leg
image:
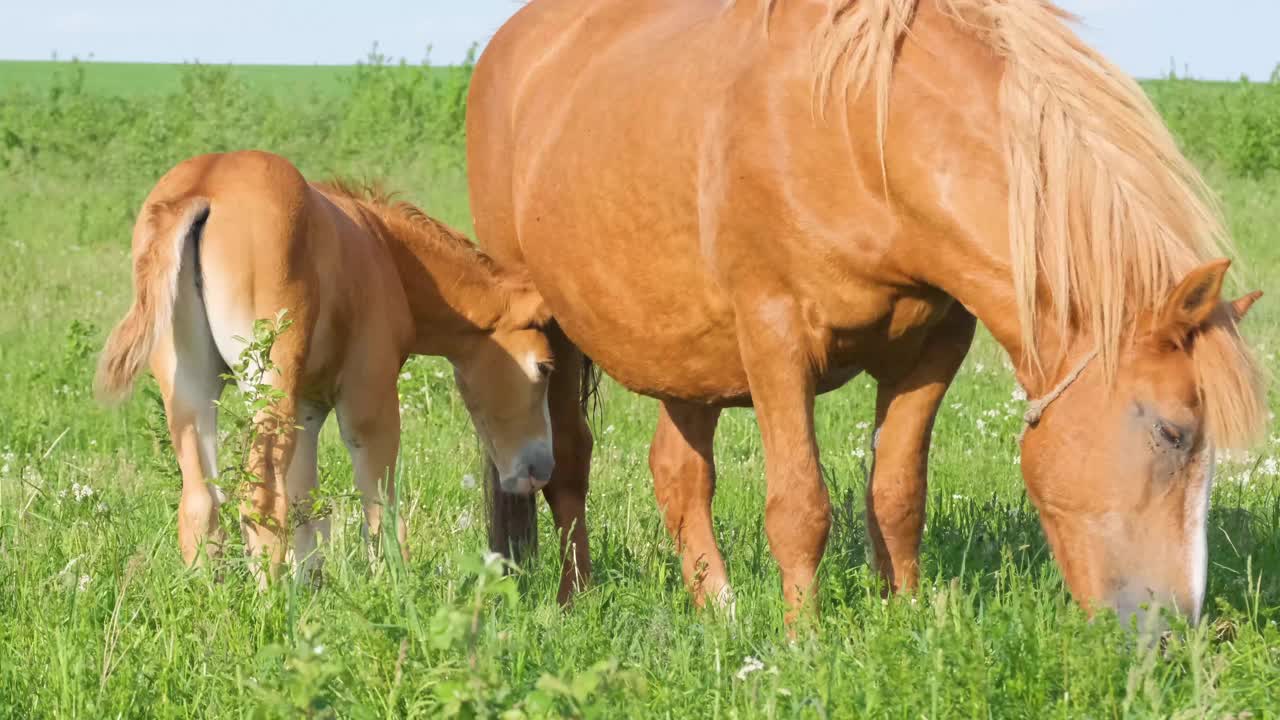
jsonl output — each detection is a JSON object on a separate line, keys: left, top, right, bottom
{"left": 735, "top": 298, "right": 831, "bottom": 621}
{"left": 651, "top": 401, "right": 731, "bottom": 611}
{"left": 867, "top": 303, "right": 975, "bottom": 593}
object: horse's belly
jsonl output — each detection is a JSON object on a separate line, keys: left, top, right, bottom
{"left": 518, "top": 231, "right": 752, "bottom": 402}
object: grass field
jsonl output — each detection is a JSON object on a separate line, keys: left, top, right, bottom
{"left": 1, "top": 59, "right": 1280, "bottom": 718}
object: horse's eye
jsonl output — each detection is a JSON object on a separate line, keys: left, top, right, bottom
{"left": 1155, "top": 422, "right": 1184, "bottom": 449}
{"left": 536, "top": 361, "right": 554, "bottom": 379}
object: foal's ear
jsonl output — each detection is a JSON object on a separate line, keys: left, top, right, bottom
{"left": 1154, "top": 258, "right": 1230, "bottom": 348}
{"left": 507, "top": 285, "right": 553, "bottom": 329}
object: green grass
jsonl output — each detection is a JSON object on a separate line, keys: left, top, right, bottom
{"left": 2, "top": 61, "right": 1280, "bottom": 718}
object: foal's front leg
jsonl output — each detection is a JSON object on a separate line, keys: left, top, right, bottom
{"left": 737, "top": 298, "right": 831, "bottom": 620}
{"left": 285, "top": 402, "right": 331, "bottom": 580}
{"left": 867, "top": 304, "right": 975, "bottom": 592}
{"left": 337, "top": 371, "right": 408, "bottom": 563}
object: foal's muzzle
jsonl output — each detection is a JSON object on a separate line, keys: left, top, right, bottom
{"left": 500, "top": 442, "right": 555, "bottom": 495}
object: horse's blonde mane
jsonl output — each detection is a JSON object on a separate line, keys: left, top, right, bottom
{"left": 800, "top": 0, "right": 1266, "bottom": 447}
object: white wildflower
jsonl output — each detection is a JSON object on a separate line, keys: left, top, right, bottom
{"left": 313, "top": 644, "right": 325, "bottom": 655}
{"left": 974, "top": 362, "right": 986, "bottom": 373}
{"left": 400, "top": 371, "right": 412, "bottom": 381}
{"left": 1263, "top": 457, "right": 1279, "bottom": 477}
{"left": 950, "top": 403, "right": 963, "bottom": 411}
{"left": 1013, "top": 455, "right": 1021, "bottom": 466}
{"left": 72, "top": 482, "right": 94, "bottom": 502}
{"left": 461, "top": 473, "right": 477, "bottom": 490}
{"left": 1011, "top": 386, "right": 1027, "bottom": 402}
{"left": 852, "top": 447, "right": 866, "bottom": 459}
{"left": 856, "top": 421, "right": 870, "bottom": 430}
{"left": 604, "top": 424, "right": 616, "bottom": 435}
{"left": 735, "top": 656, "right": 765, "bottom": 681}
{"left": 975, "top": 419, "right": 986, "bottom": 432}
{"left": 77, "top": 575, "right": 92, "bottom": 592}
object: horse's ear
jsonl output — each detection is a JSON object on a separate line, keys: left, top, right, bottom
{"left": 1229, "top": 290, "right": 1263, "bottom": 322}
{"left": 1154, "top": 258, "right": 1230, "bottom": 348}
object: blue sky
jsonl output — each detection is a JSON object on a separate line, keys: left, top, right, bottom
{"left": 2, "top": 1, "right": 1278, "bottom": 81}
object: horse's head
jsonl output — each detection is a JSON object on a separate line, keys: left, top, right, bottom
{"left": 1019, "top": 259, "right": 1262, "bottom": 629}
{"left": 452, "top": 281, "right": 556, "bottom": 496}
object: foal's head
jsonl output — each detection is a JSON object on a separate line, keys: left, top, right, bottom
{"left": 452, "top": 276, "right": 557, "bottom": 496}
{"left": 1019, "top": 260, "right": 1265, "bottom": 628}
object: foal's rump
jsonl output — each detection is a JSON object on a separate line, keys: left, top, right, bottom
{"left": 96, "top": 151, "right": 363, "bottom": 401}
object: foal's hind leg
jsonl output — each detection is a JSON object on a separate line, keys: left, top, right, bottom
{"left": 650, "top": 401, "right": 732, "bottom": 610}
{"left": 337, "top": 367, "right": 407, "bottom": 562}
{"left": 867, "top": 304, "right": 975, "bottom": 592}
{"left": 238, "top": 337, "right": 311, "bottom": 586}
{"left": 152, "top": 327, "right": 227, "bottom": 566}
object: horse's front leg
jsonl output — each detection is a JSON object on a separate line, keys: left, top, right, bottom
{"left": 737, "top": 297, "right": 830, "bottom": 621}
{"left": 867, "top": 303, "right": 975, "bottom": 593}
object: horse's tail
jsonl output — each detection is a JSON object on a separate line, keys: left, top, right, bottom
{"left": 485, "top": 351, "right": 601, "bottom": 564}
{"left": 95, "top": 196, "right": 212, "bottom": 404}
{"left": 485, "top": 456, "right": 539, "bottom": 562}
{"left": 580, "top": 354, "right": 603, "bottom": 426}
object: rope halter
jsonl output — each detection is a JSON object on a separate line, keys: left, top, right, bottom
{"left": 1018, "top": 349, "right": 1099, "bottom": 444}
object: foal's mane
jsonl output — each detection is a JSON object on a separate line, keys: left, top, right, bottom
{"left": 764, "top": 0, "right": 1266, "bottom": 446}
{"left": 314, "top": 179, "right": 543, "bottom": 330}
{"left": 315, "top": 178, "right": 495, "bottom": 269}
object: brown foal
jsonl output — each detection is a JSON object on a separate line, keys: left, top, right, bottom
{"left": 97, "top": 150, "right": 558, "bottom": 583}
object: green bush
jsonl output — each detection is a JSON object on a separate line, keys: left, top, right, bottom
{"left": 0, "top": 50, "right": 475, "bottom": 184}
{"left": 1145, "top": 73, "right": 1280, "bottom": 179}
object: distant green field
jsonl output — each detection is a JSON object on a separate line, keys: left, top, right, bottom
{"left": 0, "top": 59, "right": 452, "bottom": 98}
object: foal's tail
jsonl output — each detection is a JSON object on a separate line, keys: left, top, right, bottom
{"left": 95, "top": 197, "right": 212, "bottom": 404}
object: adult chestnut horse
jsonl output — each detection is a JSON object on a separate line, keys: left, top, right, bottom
{"left": 467, "top": 0, "right": 1267, "bottom": 622}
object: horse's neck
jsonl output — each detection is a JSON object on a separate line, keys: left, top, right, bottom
{"left": 382, "top": 221, "right": 505, "bottom": 359}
